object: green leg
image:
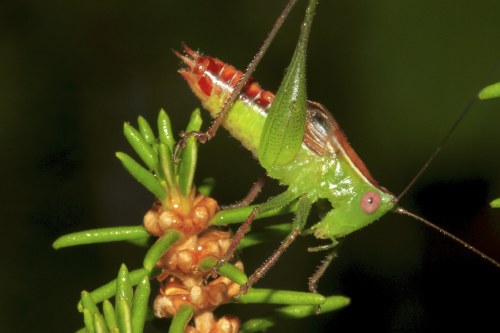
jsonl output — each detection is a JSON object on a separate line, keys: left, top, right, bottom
{"left": 239, "top": 194, "right": 313, "bottom": 294}
{"left": 211, "top": 198, "right": 299, "bottom": 226}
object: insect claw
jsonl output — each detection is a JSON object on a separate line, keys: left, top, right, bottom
{"left": 174, "top": 131, "right": 209, "bottom": 164}
{"left": 195, "top": 132, "right": 208, "bottom": 144}
{"left": 172, "top": 135, "right": 186, "bottom": 164}
{"left": 308, "top": 278, "right": 317, "bottom": 294}
{"left": 201, "top": 264, "right": 220, "bottom": 285}
{"left": 213, "top": 259, "right": 224, "bottom": 271}
{"left": 236, "top": 283, "right": 250, "bottom": 298}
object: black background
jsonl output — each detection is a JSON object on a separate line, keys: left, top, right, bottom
{"left": 2, "top": 0, "right": 500, "bottom": 332}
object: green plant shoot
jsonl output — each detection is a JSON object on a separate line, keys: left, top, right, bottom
{"left": 54, "top": 107, "right": 351, "bottom": 332}
{"left": 177, "top": 0, "right": 500, "bottom": 293}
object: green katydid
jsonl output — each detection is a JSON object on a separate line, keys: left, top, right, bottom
{"left": 175, "top": 0, "right": 500, "bottom": 294}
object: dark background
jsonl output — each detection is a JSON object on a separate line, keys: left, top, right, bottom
{"left": 2, "top": 0, "right": 500, "bottom": 332}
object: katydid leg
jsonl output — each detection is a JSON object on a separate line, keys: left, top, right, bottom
{"left": 308, "top": 251, "right": 336, "bottom": 294}
{"left": 221, "top": 178, "right": 266, "bottom": 209}
{"left": 212, "top": 189, "right": 299, "bottom": 274}
{"left": 175, "top": 0, "right": 299, "bottom": 151}
{"left": 211, "top": 200, "right": 299, "bottom": 226}
{"left": 307, "top": 243, "right": 336, "bottom": 252}
{"left": 239, "top": 195, "right": 313, "bottom": 295}
{"left": 308, "top": 250, "right": 336, "bottom": 314}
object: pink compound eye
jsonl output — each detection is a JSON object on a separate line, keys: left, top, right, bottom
{"left": 360, "top": 191, "right": 381, "bottom": 214}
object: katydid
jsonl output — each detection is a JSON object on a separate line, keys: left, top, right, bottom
{"left": 176, "top": 0, "right": 500, "bottom": 294}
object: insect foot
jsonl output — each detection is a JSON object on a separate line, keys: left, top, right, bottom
{"left": 237, "top": 283, "right": 251, "bottom": 297}
{"left": 173, "top": 130, "right": 208, "bottom": 163}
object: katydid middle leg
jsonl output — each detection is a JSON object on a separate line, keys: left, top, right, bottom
{"left": 239, "top": 194, "right": 313, "bottom": 295}
{"left": 212, "top": 189, "right": 299, "bottom": 274}
{"left": 221, "top": 178, "right": 266, "bottom": 209}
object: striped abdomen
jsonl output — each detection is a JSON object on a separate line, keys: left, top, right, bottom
{"left": 175, "top": 45, "right": 276, "bottom": 117}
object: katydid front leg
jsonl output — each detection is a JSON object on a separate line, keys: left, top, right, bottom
{"left": 305, "top": 250, "right": 337, "bottom": 314}
{"left": 308, "top": 251, "right": 336, "bottom": 294}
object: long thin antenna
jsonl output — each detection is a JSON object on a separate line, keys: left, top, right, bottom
{"left": 396, "top": 207, "right": 500, "bottom": 269}
{"left": 397, "top": 96, "right": 478, "bottom": 201}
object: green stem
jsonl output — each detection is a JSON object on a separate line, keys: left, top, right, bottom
{"left": 142, "top": 229, "right": 182, "bottom": 271}
{"left": 102, "top": 300, "right": 118, "bottom": 331}
{"left": 123, "top": 123, "right": 158, "bottom": 173}
{"left": 158, "top": 109, "right": 176, "bottom": 154}
{"left": 240, "top": 295, "right": 350, "bottom": 333}
{"left": 116, "top": 264, "right": 133, "bottom": 308}
{"left": 199, "top": 257, "right": 248, "bottom": 285}
{"left": 93, "top": 312, "right": 109, "bottom": 333}
{"left": 275, "top": 295, "right": 350, "bottom": 317}
{"left": 168, "top": 305, "right": 194, "bottom": 333}
{"left": 137, "top": 116, "right": 155, "bottom": 144}
{"left": 478, "top": 81, "right": 500, "bottom": 100}
{"left": 81, "top": 291, "right": 99, "bottom": 314}
{"left": 237, "top": 289, "right": 325, "bottom": 305}
{"left": 178, "top": 108, "right": 202, "bottom": 198}
{"left": 131, "top": 276, "right": 150, "bottom": 333}
{"left": 77, "top": 268, "right": 151, "bottom": 311}
{"left": 53, "top": 226, "right": 150, "bottom": 249}
{"left": 116, "top": 152, "right": 166, "bottom": 200}
{"left": 116, "top": 296, "right": 132, "bottom": 333}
